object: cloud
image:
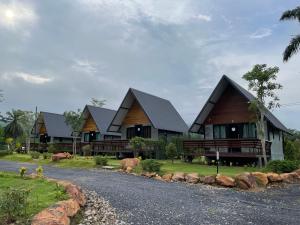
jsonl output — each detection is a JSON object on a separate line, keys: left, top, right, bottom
{"left": 250, "top": 28, "right": 272, "bottom": 39}
{"left": 72, "top": 59, "right": 98, "bottom": 75}
{"left": 2, "top": 72, "right": 52, "bottom": 84}
{"left": 0, "top": 1, "right": 37, "bottom": 31}
{"left": 193, "top": 14, "right": 211, "bottom": 22}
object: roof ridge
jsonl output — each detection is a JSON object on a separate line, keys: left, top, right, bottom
{"left": 130, "top": 88, "right": 171, "bottom": 103}
{"left": 86, "top": 105, "right": 117, "bottom": 112}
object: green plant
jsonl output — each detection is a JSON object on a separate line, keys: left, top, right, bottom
{"left": 82, "top": 144, "right": 92, "bottom": 156}
{"left": 141, "top": 159, "right": 161, "bottom": 173}
{"left": 35, "top": 166, "right": 43, "bottom": 178}
{"left": 43, "top": 152, "right": 52, "bottom": 159}
{"left": 54, "top": 183, "right": 68, "bottom": 200}
{"left": 19, "top": 167, "right": 27, "bottom": 178}
{"left": 30, "top": 151, "right": 40, "bottom": 159}
{"left": 0, "top": 188, "right": 31, "bottom": 224}
{"left": 0, "top": 150, "right": 12, "bottom": 157}
{"left": 130, "top": 137, "right": 146, "bottom": 152}
{"left": 265, "top": 160, "right": 300, "bottom": 173}
{"left": 165, "top": 142, "right": 177, "bottom": 163}
{"left": 47, "top": 144, "right": 56, "bottom": 153}
{"left": 94, "top": 156, "right": 108, "bottom": 166}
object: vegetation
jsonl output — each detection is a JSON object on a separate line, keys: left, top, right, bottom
{"left": 130, "top": 136, "right": 146, "bottom": 154}
{"left": 265, "top": 160, "right": 300, "bottom": 173}
{"left": 94, "top": 156, "right": 108, "bottom": 166}
{"left": 90, "top": 98, "right": 106, "bottom": 107}
{"left": 82, "top": 144, "right": 92, "bottom": 156}
{"left": 165, "top": 143, "right": 177, "bottom": 163}
{"left": 141, "top": 159, "right": 162, "bottom": 173}
{"left": 280, "top": 6, "right": 300, "bottom": 62}
{"left": 30, "top": 151, "right": 40, "bottom": 159}
{"left": 3, "top": 110, "right": 25, "bottom": 139}
{"left": 19, "top": 167, "right": 27, "bottom": 178}
{"left": 243, "top": 64, "right": 282, "bottom": 166}
{"left": 36, "top": 166, "right": 44, "bottom": 178}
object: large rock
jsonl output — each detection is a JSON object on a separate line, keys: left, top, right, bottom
{"left": 162, "top": 173, "right": 173, "bottom": 182}
{"left": 201, "top": 176, "right": 216, "bottom": 185}
{"left": 235, "top": 173, "right": 257, "bottom": 190}
{"left": 31, "top": 206, "right": 70, "bottom": 225}
{"left": 293, "top": 169, "right": 300, "bottom": 176}
{"left": 126, "top": 166, "right": 133, "bottom": 173}
{"left": 120, "top": 158, "right": 140, "bottom": 170}
{"left": 172, "top": 172, "right": 185, "bottom": 182}
{"left": 216, "top": 174, "right": 235, "bottom": 188}
{"left": 251, "top": 172, "right": 268, "bottom": 187}
{"left": 52, "top": 153, "right": 72, "bottom": 162}
{"left": 281, "top": 172, "right": 300, "bottom": 183}
{"left": 266, "top": 173, "right": 283, "bottom": 182}
{"left": 65, "top": 184, "right": 86, "bottom": 206}
{"left": 185, "top": 173, "right": 200, "bottom": 184}
{"left": 154, "top": 175, "right": 164, "bottom": 181}
{"left": 57, "top": 199, "right": 80, "bottom": 217}
{"left": 142, "top": 172, "right": 157, "bottom": 178}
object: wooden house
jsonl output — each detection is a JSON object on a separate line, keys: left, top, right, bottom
{"left": 81, "top": 105, "right": 121, "bottom": 142}
{"left": 188, "top": 75, "right": 288, "bottom": 163}
{"left": 107, "top": 88, "right": 188, "bottom": 140}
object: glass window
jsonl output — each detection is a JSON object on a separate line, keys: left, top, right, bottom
{"left": 84, "top": 133, "right": 89, "bottom": 142}
{"left": 243, "top": 123, "right": 256, "bottom": 138}
{"left": 95, "top": 132, "right": 100, "bottom": 141}
{"left": 213, "top": 125, "right": 226, "bottom": 139}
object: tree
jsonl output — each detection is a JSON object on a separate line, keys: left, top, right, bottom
{"left": 90, "top": 98, "right": 106, "bottom": 107}
{"left": 0, "top": 89, "right": 3, "bottom": 102}
{"left": 243, "top": 64, "right": 282, "bottom": 166}
{"left": 165, "top": 142, "right": 177, "bottom": 163}
{"left": 129, "top": 137, "right": 146, "bottom": 157}
{"left": 19, "top": 111, "right": 35, "bottom": 152}
{"left": 280, "top": 6, "right": 300, "bottom": 62}
{"left": 4, "top": 110, "right": 25, "bottom": 140}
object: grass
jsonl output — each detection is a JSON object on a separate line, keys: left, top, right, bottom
{"left": 0, "top": 153, "right": 261, "bottom": 176}
{"left": 0, "top": 171, "right": 68, "bottom": 224}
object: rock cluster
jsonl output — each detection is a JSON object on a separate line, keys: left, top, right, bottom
{"left": 120, "top": 158, "right": 140, "bottom": 170}
{"left": 52, "top": 152, "right": 72, "bottom": 162}
{"left": 79, "top": 190, "right": 127, "bottom": 225}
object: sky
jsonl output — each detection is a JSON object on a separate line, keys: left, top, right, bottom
{"left": 0, "top": 0, "right": 299, "bottom": 129}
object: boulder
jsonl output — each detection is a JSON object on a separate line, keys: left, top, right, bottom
{"left": 142, "top": 172, "right": 157, "bottom": 178}
{"left": 216, "top": 174, "right": 235, "bottom": 188}
{"left": 126, "top": 166, "right": 133, "bottom": 173}
{"left": 162, "top": 173, "right": 173, "bottom": 182}
{"left": 120, "top": 158, "right": 140, "bottom": 170}
{"left": 201, "top": 175, "right": 216, "bottom": 185}
{"left": 266, "top": 173, "right": 283, "bottom": 182}
{"left": 57, "top": 199, "right": 80, "bottom": 217}
{"left": 154, "top": 175, "right": 164, "bottom": 181}
{"left": 235, "top": 173, "right": 257, "bottom": 190}
{"left": 251, "top": 172, "right": 268, "bottom": 187}
{"left": 281, "top": 172, "right": 300, "bottom": 183}
{"left": 65, "top": 184, "right": 86, "bottom": 206}
{"left": 31, "top": 206, "right": 70, "bottom": 225}
{"left": 52, "top": 153, "right": 72, "bottom": 162}
{"left": 185, "top": 173, "right": 200, "bottom": 184}
{"left": 293, "top": 169, "right": 300, "bottom": 176}
{"left": 172, "top": 172, "right": 185, "bottom": 182}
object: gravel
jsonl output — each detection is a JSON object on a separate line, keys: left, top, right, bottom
{"left": 0, "top": 161, "right": 300, "bottom": 225}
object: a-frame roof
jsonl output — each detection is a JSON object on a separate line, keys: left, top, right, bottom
{"left": 189, "top": 75, "right": 288, "bottom": 133}
{"left": 82, "top": 105, "right": 121, "bottom": 136}
{"left": 33, "top": 112, "right": 73, "bottom": 138}
{"left": 108, "top": 88, "right": 188, "bottom": 133}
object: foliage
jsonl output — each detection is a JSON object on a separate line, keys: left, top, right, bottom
{"left": 63, "top": 109, "right": 84, "bottom": 133}
{"left": 90, "top": 98, "right": 106, "bottom": 107}
{"left": 47, "top": 144, "right": 56, "bottom": 153}
{"left": 30, "top": 151, "right": 40, "bottom": 159}
{"left": 82, "top": 144, "right": 92, "bottom": 156}
{"left": 43, "top": 152, "right": 52, "bottom": 159}
{"left": 19, "top": 167, "right": 27, "bottom": 178}
{"left": 0, "top": 150, "right": 12, "bottom": 157}
{"left": 5, "top": 138, "right": 13, "bottom": 151}
{"left": 265, "top": 160, "right": 300, "bottom": 173}
{"left": 35, "top": 166, "right": 44, "bottom": 178}
{"left": 94, "top": 156, "right": 108, "bottom": 166}
{"left": 280, "top": 6, "right": 300, "bottom": 62}
{"left": 54, "top": 183, "right": 68, "bottom": 200}
{"left": 284, "top": 139, "right": 300, "bottom": 160}
{"left": 3, "top": 110, "right": 25, "bottom": 139}
{"left": 141, "top": 159, "right": 161, "bottom": 173}
{"left": 130, "top": 136, "right": 146, "bottom": 151}
{"left": 165, "top": 143, "right": 177, "bottom": 163}
{"left": 0, "top": 187, "right": 31, "bottom": 224}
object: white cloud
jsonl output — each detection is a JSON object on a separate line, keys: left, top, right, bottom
{"left": 193, "top": 14, "right": 211, "bottom": 22}
{"left": 250, "top": 28, "right": 272, "bottom": 39}
{"left": 2, "top": 72, "right": 52, "bottom": 84}
{"left": 72, "top": 59, "right": 98, "bottom": 74}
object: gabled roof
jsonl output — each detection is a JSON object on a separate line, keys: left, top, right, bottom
{"left": 34, "top": 112, "right": 73, "bottom": 138}
{"left": 189, "top": 75, "right": 288, "bottom": 133}
{"left": 82, "top": 105, "right": 121, "bottom": 136}
{"left": 108, "top": 88, "right": 188, "bottom": 133}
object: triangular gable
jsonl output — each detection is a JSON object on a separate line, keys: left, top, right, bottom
{"left": 82, "top": 111, "right": 98, "bottom": 132}
{"left": 122, "top": 100, "right": 151, "bottom": 126}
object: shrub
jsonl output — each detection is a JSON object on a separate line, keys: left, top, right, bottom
{"left": 0, "top": 188, "right": 31, "bottom": 223}
{"left": 265, "top": 160, "right": 300, "bottom": 173}
{"left": 47, "top": 144, "right": 56, "bottom": 153}
{"left": 0, "top": 150, "right": 12, "bottom": 157}
{"left": 130, "top": 137, "right": 146, "bottom": 151}
{"left": 36, "top": 166, "right": 43, "bottom": 177}
{"left": 165, "top": 143, "right": 177, "bottom": 163}
{"left": 43, "top": 152, "right": 52, "bottom": 159}
{"left": 94, "top": 156, "right": 108, "bottom": 166}
{"left": 30, "top": 151, "right": 40, "bottom": 159}
{"left": 141, "top": 159, "right": 161, "bottom": 173}
{"left": 19, "top": 167, "right": 27, "bottom": 178}
{"left": 82, "top": 145, "right": 92, "bottom": 156}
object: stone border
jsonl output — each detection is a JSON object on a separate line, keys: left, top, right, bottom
{"left": 31, "top": 178, "right": 86, "bottom": 225}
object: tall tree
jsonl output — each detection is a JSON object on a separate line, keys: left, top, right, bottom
{"left": 4, "top": 110, "right": 25, "bottom": 139}
{"left": 90, "top": 98, "right": 106, "bottom": 107}
{"left": 243, "top": 64, "right": 282, "bottom": 166}
{"left": 280, "top": 6, "right": 300, "bottom": 62}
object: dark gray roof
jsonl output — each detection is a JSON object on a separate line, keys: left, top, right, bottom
{"left": 41, "top": 112, "right": 72, "bottom": 138}
{"left": 108, "top": 88, "right": 188, "bottom": 133}
{"left": 83, "top": 105, "right": 121, "bottom": 136}
{"left": 190, "top": 75, "right": 288, "bottom": 133}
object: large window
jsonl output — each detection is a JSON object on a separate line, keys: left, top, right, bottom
{"left": 213, "top": 125, "right": 226, "bottom": 139}
{"left": 83, "top": 133, "right": 89, "bottom": 142}
{"left": 126, "top": 126, "right": 151, "bottom": 139}
{"left": 243, "top": 123, "right": 256, "bottom": 138}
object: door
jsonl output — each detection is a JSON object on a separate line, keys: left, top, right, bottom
{"left": 135, "top": 125, "right": 143, "bottom": 137}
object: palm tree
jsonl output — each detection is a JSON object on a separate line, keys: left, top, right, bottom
{"left": 4, "top": 110, "right": 25, "bottom": 139}
{"left": 280, "top": 6, "right": 300, "bottom": 62}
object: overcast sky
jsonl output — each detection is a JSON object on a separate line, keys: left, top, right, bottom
{"left": 0, "top": 0, "right": 299, "bottom": 129}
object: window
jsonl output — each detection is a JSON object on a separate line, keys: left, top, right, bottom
{"left": 127, "top": 127, "right": 135, "bottom": 139}
{"left": 84, "top": 133, "right": 89, "bottom": 142}
{"left": 142, "top": 126, "right": 151, "bottom": 138}
{"left": 95, "top": 132, "right": 100, "bottom": 141}
{"left": 243, "top": 123, "right": 256, "bottom": 138}
{"left": 213, "top": 125, "right": 226, "bottom": 139}
{"left": 126, "top": 126, "right": 151, "bottom": 139}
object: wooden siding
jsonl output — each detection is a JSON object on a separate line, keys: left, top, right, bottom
{"left": 39, "top": 122, "right": 47, "bottom": 134}
{"left": 204, "top": 85, "right": 254, "bottom": 125}
{"left": 82, "top": 113, "right": 98, "bottom": 132}
{"left": 122, "top": 101, "right": 150, "bottom": 126}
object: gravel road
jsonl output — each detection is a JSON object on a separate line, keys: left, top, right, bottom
{"left": 0, "top": 160, "right": 299, "bottom": 225}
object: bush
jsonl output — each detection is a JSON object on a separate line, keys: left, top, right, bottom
{"left": 165, "top": 143, "right": 177, "bottom": 163}
{"left": 19, "top": 167, "right": 27, "bottom": 178}
{"left": 43, "top": 152, "right": 52, "bottom": 159}
{"left": 82, "top": 145, "right": 92, "bottom": 156}
{"left": 141, "top": 159, "right": 161, "bottom": 173}
{"left": 0, "top": 188, "right": 31, "bottom": 223}
{"left": 265, "top": 160, "right": 300, "bottom": 173}
{"left": 0, "top": 150, "right": 12, "bottom": 157}
{"left": 36, "top": 166, "right": 43, "bottom": 177}
{"left": 30, "top": 151, "right": 40, "bottom": 159}
{"left": 47, "top": 144, "right": 56, "bottom": 153}
{"left": 94, "top": 156, "right": 108, "bottom": 166}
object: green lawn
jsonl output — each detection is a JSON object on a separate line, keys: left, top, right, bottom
{"left": 0, "top": 172, "right": 68, "bottom": 224}
{"left": 0, "top": 153, "right": 260, "bottom": 176}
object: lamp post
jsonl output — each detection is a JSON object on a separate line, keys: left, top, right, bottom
{"left": 216, "top": 149, "right": 220, "bottom": 174}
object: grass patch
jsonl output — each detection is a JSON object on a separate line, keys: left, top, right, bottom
{"left": 0, "top": 171, "right": 68, "bottom": 224}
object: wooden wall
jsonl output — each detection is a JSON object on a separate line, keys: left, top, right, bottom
{"left": 204, "top": 85, "right": 255, "bottom": 125}
{"left": 39, "top": 122, "right": 47, "bottom": 134}
{"left": 82, "top": 113, "right": 98, "bottom": 132}
{"left": 122, "top": 100, "right": 150, "bottom": 126}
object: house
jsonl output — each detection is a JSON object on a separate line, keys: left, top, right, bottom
{"left": 81, "top": 105, "right": 121, "bottom": 142}
{"left": 188, "top": 75, "right": 288, "bottom": 164}
{"left": 32, "top": 112, "right": 73, "bottom": 144}
{"left": 107, "top": 88, "right": 188, "bottom": 140}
